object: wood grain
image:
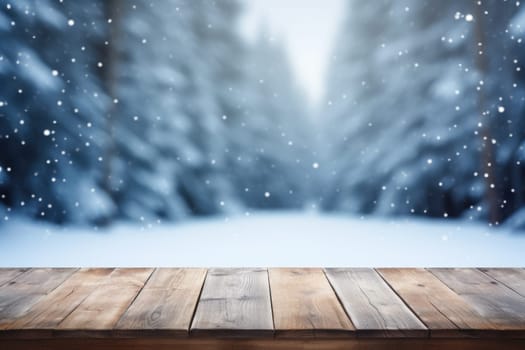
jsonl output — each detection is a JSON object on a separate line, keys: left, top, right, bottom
{"left": 269, "top": 268, "right": 354, "bottom": 338}
{"left": 378, "top": 268, "right": 497, "bottom": 337}
{"left": 0, "top": 269, "right": 30, "bottom": 288}
{"left": 481, "top": 268, "right": 525, "bottom": 297}
{"left": 116, "top": 268, "right": 206, "bottom": 336}
{"left": 190, "top": 268, "right": 273, "bottom": 337}
{"left": 1, "top": 267, "right": 525, "bottom": 344}
{"left": 325, "top": 268, "right": 427, "bottom": 338}
{"left": 0, "top": 269, "right": 76, "bottom": 329}
{"left": 57, "top": 268, "right": 153, "bottom": 332}
{"left": 8, "top": 268, "right": 114, "bottom": 333}
{"left": 430, "top": 268, "right": 525, "bottom": 335}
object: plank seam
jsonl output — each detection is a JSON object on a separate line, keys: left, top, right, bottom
{"left": 266, "top": 268, "right": 276, "bottom": 336}
{"left": 10, "top": 268, "right": 80, "bottom": 330}
{"left": 322, "top": 269, "right": 356, "bottom": 330}
{"left": 374, "top": 269, "right": 431, "bottom": 338}
{"left": 427, "top": 268, "right": 503, "bottom": 298}
{"left": 188, "top": 268, "right": 208, "bottom": 335}
{"left": 0, "top": 269, "right": 30, "bottom": 288}
{"left": 12, "top": 268, "right": 92, "bottom": 330}
{"left": 427, "top": 298, "right": 461, "bottom": 331}
{"left": 112, "top": 268, "right": 156, "bottom": 331}
{"left": 478, "top": 268, "right": 525, "bottom": 299}
{"left": 429, "top": 268, "right": 525, "bottom": 329}
{"left": 31, "top": 268, "right": 80, "bottom": 306}
{"left": 55, "top": 268, "right": 115, "bottom": 328}
{"left": 426, "top": 268, "right": 464, "bottom": 295}
{"left": 426, "top": 268, "right": 507, "bottom": 332}
{"left": 42, "top": 268, "right": 79, "bottom": 295}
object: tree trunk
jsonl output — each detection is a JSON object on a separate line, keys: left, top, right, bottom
{"left": 101, "top": 0, "right": 122, "bottom": 207}
{"left": 473, "top": 3, "right": 500, "bottom": 224}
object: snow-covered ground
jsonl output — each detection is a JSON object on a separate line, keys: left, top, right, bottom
{"left": 0, "top": 212, "right": 523, "bottom": 267}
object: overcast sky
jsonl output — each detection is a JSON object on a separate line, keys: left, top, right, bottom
{"left": 240, "top": 0, "right": 346, "bottom": 106}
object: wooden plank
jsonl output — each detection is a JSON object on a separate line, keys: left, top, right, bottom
{"left": 116, "top": 268, "right": 206, "bottom": 336}
{"left": 57, "top": 268, "right": 153, "bottom": 332}
{"left": 481, "top": 268, "right": 525, "bottom": 298}
{"left": 430, "top": 268, "right": 525, "bottom": 335}
{"left": 0, "top": 269, "right": 30, "bottom": 288}
{"left": 0, "top": 269, "right": 76, "bottom": 329}
{"left": 0, "top": 267, "right": 523, "bottom": 343}
{"left": 2, "top": 338, "right": 525, "bottom": 350}
{"left": 7, "top": 268, "right": 114, "bottom": 334}
{"left": 325, "top": 268, "right": 427, "bottom": 338}
{"left": 190, "top": 268, "right": 273, "bottom": 337}
{"left": 269, "top": 268, "right": 354, "bottom": 338}
{"left": 378, "top": 268, "right": 497, "bottom": 337}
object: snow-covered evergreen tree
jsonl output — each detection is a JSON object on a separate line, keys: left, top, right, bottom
{"left": 0, "top": 0, "right": 113, "bottom": 224}
{"left": 105, "top": 0, "right": 248, "bottom": 221}
{"left": 1, "top": 0, "right": 314, "bottom": 225}
{"left": 178, "top": 0, "right": 244, "bottom": 215}
{"left": 503, "top": 3, "right": 525, "bottom": 226}
{"left": 107, "top": 0, "right": 312, "bottom": 219}
{"left": 228, "top": 31, "right": 313, "bottom": 209}
{"left": 104, "top": 0, "right": 193, "bottom": 221}
{"left": 323, "top": 0, "right": 525, "bottom": 223}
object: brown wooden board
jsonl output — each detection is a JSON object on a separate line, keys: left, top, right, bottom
{"left": 269, "top": 268, "right": 354, "bottom": 338}
{"left": 6, "top": 268, "right": 114, "bottom": 337}
{"left": 378, "top": 268, "right": 499, "bottom": 337}
{"left": 2, "top": 338, "right": 525, "bottom": 350}
{"left": 0, "top": 269, "right": 30, "bottom": 288}
{"left": 0, "top": 268, "right": 76, "bottom": 330}
{"left": 430, "top": 268, "right": 525, "bottom": 336}
{"left": 1, "top": 267, "right": 525, "bottom": 344}
{"left": 116, "top": 268, "right": 206, "bottom": 337}
{"left": 325, "top": 268, "right": 427, "bottom": 338}
{"left": 480, "top": 268, "right": 525, "bottom": 298}
{"left": 56, "top": 268, "right": 153, "bottom": 333}
{"left": 190, "top": 268, "right": 273, "bottom": 337}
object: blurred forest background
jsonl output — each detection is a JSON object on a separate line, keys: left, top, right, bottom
{"left": 1, "top": 0, "right": 525, "bottom": 228}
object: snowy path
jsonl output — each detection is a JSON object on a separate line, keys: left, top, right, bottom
{"left": 0, "top": 212, "right": 524, "bottom": 267}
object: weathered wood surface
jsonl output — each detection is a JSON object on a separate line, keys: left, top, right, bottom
{"left": 0, "top": 269, "right": 76, "bottom": 330}
{"left": 0, "top": 268, "right": 524, "bottom": 349}
{"left": 325, "top": 268, "right": 426, "bottom": 338}
{"left": 57, "top": 268, "right": 153, "bottom": 332}
{"left": 8, "top": 268, "right": 114, "bottom": 335}
{"left": 480, "top": 268, "right": 525, "bottom": 298}
{"left": 430, "top": 268, "right": 525, "bottom": 337}
{"left": 191, "top": 268, "right": 273, "bottom": 337}
{"left": 269, "top": 268, "right": 355, "bottom": 338}
{"left": 378, "top": 268, "right": 499, "bottom": 337}
{"left": 0, "top": 269, "right": 29, "bottom": 288}
{"left": 116, "top": 268, "right": 206, "bottom": 336}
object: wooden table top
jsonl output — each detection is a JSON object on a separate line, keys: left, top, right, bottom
{"left": 0, "top": 268, "right": 524, "bottom": 349}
